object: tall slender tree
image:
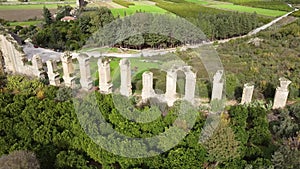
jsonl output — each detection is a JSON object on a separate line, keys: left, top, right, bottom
{"left": 43, "top": 6, "right": 52, "bottom": 25}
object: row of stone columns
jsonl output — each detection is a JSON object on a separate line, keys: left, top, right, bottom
{"left": 45, "top": 53, "right": 114, "bottom": 93}
{"left": 44, "top": 53, "right": 291, "bottom": 109}
{"left": 240, "top": 78, "right": 291, "bottom": 109}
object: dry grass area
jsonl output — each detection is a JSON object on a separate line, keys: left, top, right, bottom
{"left": 0, "top": 9, "right": 56, "bottom": 21}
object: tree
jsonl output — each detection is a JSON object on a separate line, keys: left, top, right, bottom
{"left": 202, "top": 113, "right": 240, "bottom": 167}
{"left": 271, "top": 142, "right": 300, "bottom": 169}
{"left": 55, "top": 5, "right": 73, "bottom": 21}
{"left": 43, "top": 6, "right": 53, "bottom": 25}
{"left": 89, "top": 7, "right": 114, "bottom": 32}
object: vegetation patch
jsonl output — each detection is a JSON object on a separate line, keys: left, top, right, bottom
{"left": 9, "top": 20, "right": 41, "bottom": 27}
{"left": 112, "top": 0, "right": 135, "bottom": 8}
{"left": 291, "top": 10, "right": 300, "bottom": 17}
{"left": 217, "top": 19, "right": 300, "bottom": 100}
{"left": 153, "top": 0, "right": 268, "bottom": 40}
{"left": 233, "top": 1, "right": 292, "bottom": 12}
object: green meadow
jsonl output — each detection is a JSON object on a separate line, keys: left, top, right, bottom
{"left": 9, "top": 21, "right": 42, "bottom": 26}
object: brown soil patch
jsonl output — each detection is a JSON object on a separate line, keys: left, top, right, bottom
{"left": 0, "top": 9, "right": 56, "bottom": 21}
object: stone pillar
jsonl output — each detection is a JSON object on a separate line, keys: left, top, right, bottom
{"left": 211, "top": 70, "right": 224, "bottom": 101}
{"left": 46, "top": 60, "right": 60, "bottom": 86}
{"left": 165, "top": 69, "right": 177, "bottom": 106}
{"left": 184, "top": 68, "right": 196, "bottom": 103}
{"left": 241, "top": 83, "right": 254, "bottom": 104}
{"left": 98, "top": 58, "right": 112, "bottom": 94}
{"left": 273, "top": 77, "right": 291, "bottom": 109}
{"left": 77, "top": 54, "right": 93, "bottom": 91}
{"left": 60, "top": 52, "right": 75, "bottom": 88}
{"left": 76, "top": 0, "right": 84, "bottom": 7}
{"left": 142, "top": 71, "right": 155, "bottom": 102}
{"left": 119, "top": 59, "right": 132, "bottom": 97}
{"left": 0, "top": 50, "right": 5, "bottom": 74}
{"left": 32, "top": 54, "right": 45, "bottom": 78}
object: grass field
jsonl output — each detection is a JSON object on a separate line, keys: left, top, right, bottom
{"left": 9, "top": 20, "right": 42, "bottom": 26}
{"left": 89, "top": 57, "right": 160, "bottom": 86}
{"left": 209, "top": 4, "right": 287, "bottom": 17}
{"left": 111, "top": 1, "right": 169, "bottom": 17}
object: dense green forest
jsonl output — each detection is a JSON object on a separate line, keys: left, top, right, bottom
{"left": 153, "top": 0, "right": 268, "bottom": 40}
{"left": 233, "top": 1, "right": 292, "bottom": 11}
{"left": 0, "top": 74, "right": 299, "bottom": 168}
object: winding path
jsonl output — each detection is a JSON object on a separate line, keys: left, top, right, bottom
{"left": 217, "top": 7, "right": 299, "bottom": 44}
{"left": 23, "top": 6, "right": 299, "bottom": 60}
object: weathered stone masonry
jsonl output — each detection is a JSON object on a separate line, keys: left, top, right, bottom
{"left": 0, "top": 33, "right": 292, "bottom": 108}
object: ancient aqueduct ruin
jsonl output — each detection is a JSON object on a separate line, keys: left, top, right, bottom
{"left": 0, "top": 33, "right": 291, "bottom": 109}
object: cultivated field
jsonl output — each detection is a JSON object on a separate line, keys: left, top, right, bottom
{"left": 0, "top": 4, "right": 63, "bottom": 10}
{"left": 110, "top": 1, "right": 169, "bottom": 17}
{"left": 183, "top": 0, "right": 289, "bottom": 17}
{"left": 0, "top": 8, "right": 57, "bottom": 21}
{"left": 0, "top": 3, "right": 75, "bottom": 21}
{"left": 209, "top": 4, "right": 287, "bottom": 17}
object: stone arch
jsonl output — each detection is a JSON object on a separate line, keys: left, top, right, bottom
{"left": 164, "top": 65, "right": 196, "bottom": 106}
{"left": 142, "top": 65, "right": 196, "bottom": 106}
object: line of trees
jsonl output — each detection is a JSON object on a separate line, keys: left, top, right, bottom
{"left": 153, "top": 0, "right": 267, "bottom": 40}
